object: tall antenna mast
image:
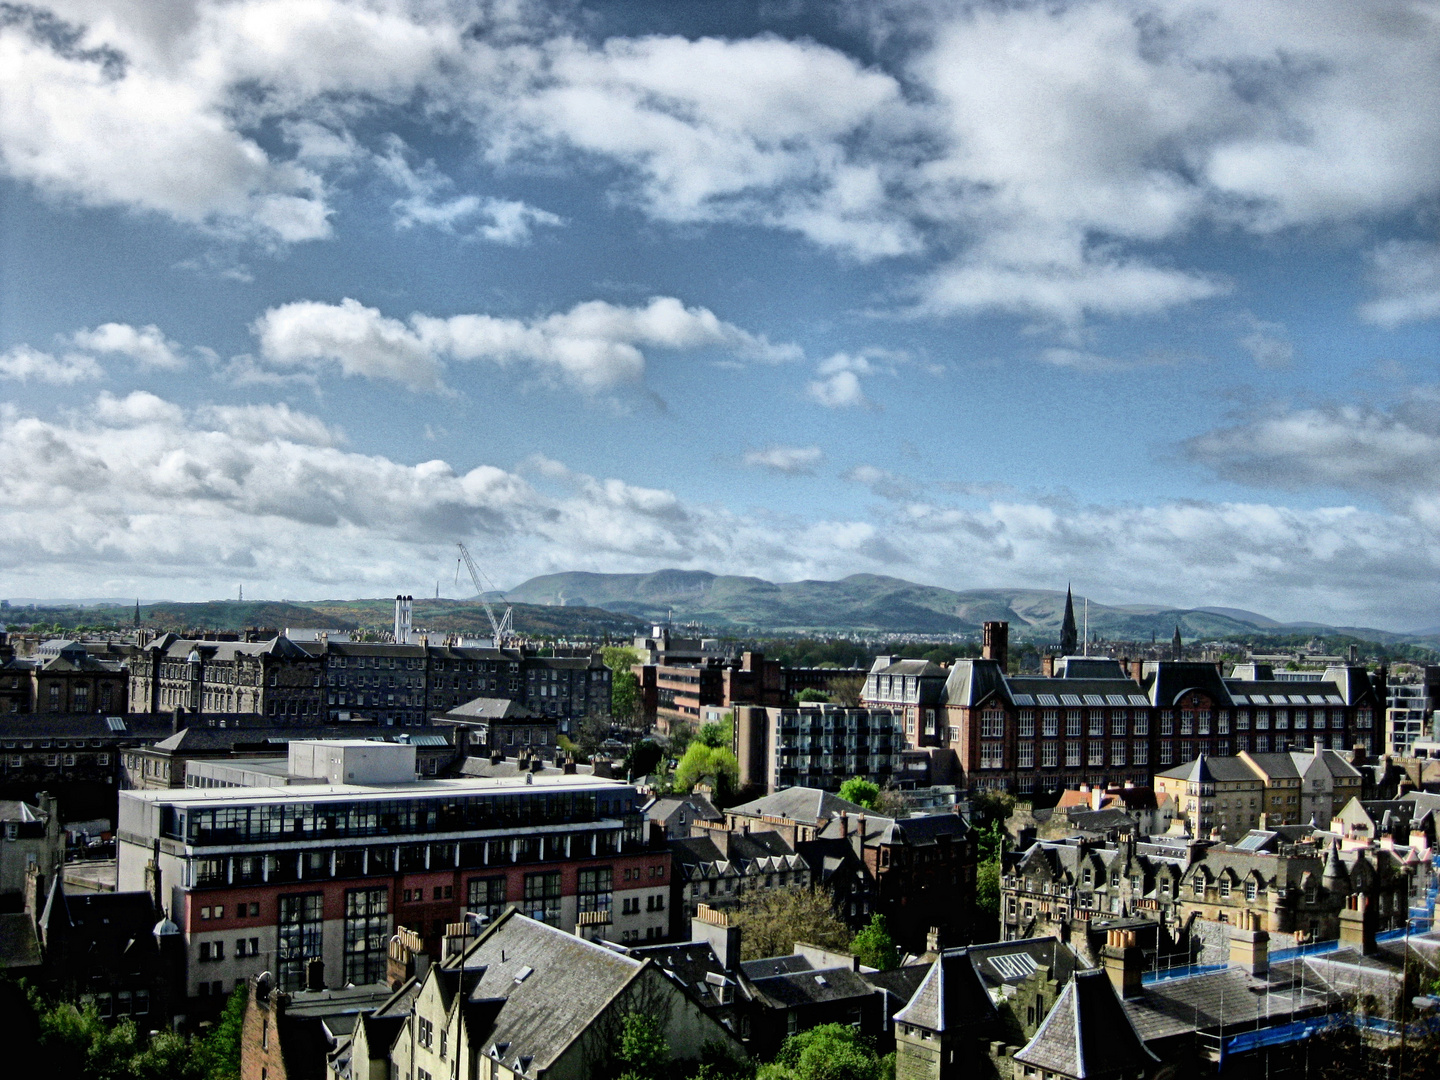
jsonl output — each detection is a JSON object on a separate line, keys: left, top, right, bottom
{"left": 1083, "top": 597, "right": 1089, "bottom": 656}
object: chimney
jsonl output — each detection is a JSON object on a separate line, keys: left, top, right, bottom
{"left": 1129, "top": 660, "right": 1144, "bottom": 683}
{"left": 1229, "top": 913, "right": 1269, "bottom": 976}
{"left": 926, "top": 927, "right": 940, "bottom": 955}
{"left": 305, "top": 958, "right": 325, "bottom": 991}
{"left": 145, "top": 838, "right": 163, "bottom": 914}
{"left": 840, "top": 811, "right": 849, "bottom": 837}
{"left": 982, "top": 622, "right": 1009, "bottom": 671}
{"left": 443, "top": 920, "right": 477, "bottom": 962}
{"left": 1339, "top": 893, "right": 1377, "bottom": 955}
{"left": 1102, "top": 929, "right": 1145, "bottom": 998}
{"left": 693, "top": 904, "right": 742, "bottom": 972}
{"left": 1042, "top": 654, "right": 1056, "bottom": 678}
{"left": 171, "top": 707, "right": 186, "bottom": 735}
{"left": 1092, "top": 787, "right": 1104, "bottom": 811}
{"left": 1349, "top": 643, "right": 1359, "bottom": 663}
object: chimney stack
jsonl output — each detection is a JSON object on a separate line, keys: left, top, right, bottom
{"left": 983, "top": 621, "right": 1009, "bottom": 671}
{"left": 305, "top": 958, "right": 325, "bottom": 992}
{"left": 1340, "top": 893, "right": 1377, "bottom": 955}
{"left": 693, "top": 904, "right": 742, "bottom": 972}
{"left": 1042, "top": 654, "right": 1056, "bottom": 678}
{"left": 1101, "top": 929, "right": 1145, "bottom": 998}
{"left": 1229, "top": 913, "right": 1269, "bottom": 975}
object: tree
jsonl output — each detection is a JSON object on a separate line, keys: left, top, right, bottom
{"left": 758, "top": 1023, "right": 887, "bottom": 1080}
{"left": 837, "top": 777, "right": 880, "bottom": 811}
{"left": 616, "top": 1013, "right": 669, "bottom": 1080}
{"left": 194, "top": 984, "right": 246, "bottom": 1080}
{"left": 829, "top": 674, "right": 865, "bottom": 707}
{"left": 674, "top": 744, "right": 740, "bottom": 800}
{"left": 732, "top": 887, "right": 852, "bottom": 961}
{"left": 697, "top": 718, "right": 732, "bottom": 749}
{"left": 602, "top": 647, "right": 643, "bottom": 727}
{"left": 976, "top": 858, "right": 1001, "bottom": 922}
{"left": 850, "top": 914, "right": 899, "bottom": 971}
{"left": 795, "top": 688, "right": 830, "bottom": 703}
{"left": 624, "top": 739, "right": 663, "bottom": 780}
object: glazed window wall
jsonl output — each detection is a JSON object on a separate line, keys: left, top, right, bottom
{"left": 277, "top": 893, "right": 324, "bottom": 991}
{"left": 467, "top": 876, "right": 508, "bottom": 924}
{"left": 524, "top": 871, "right": 562, "bottom": 924}
{"left": 163, "top": 788, "right": 638, "bottom": 845}
{"left": 343, "top": 887, "right": 389, "bottom": 985}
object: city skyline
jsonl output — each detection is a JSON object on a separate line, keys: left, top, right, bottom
{"left": 1, "top": 0, "right": 1437, "bottom": 627}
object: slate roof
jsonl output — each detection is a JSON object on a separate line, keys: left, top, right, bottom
{"left": 965, "top": 937, "right": 1086, "bottom": 994}
{"left": 741, "top": 954, "right": 815, "bottom": 979}
{"left": 630, "top": 940, "right": 748, "bottom": 1010}
{"left": 0, "top": 912, "right": 42, "bottom": 970}
{"left": 816, "top": 810, "right": 969, "bottom": 848}
{"left": 0, "top": 799, "right": 43, "bottom": 823}
{"left": 670, "top": 831, "right": 807, "bottom": 880}
{"left": 449, "top": 911, "right": 647, "bottom": 1076}
{"left": 869, "top": 659, "right": 947, "bottom": 678}
{"left": 1144, "top": 661, "right": 1233, "bottom": 709}
{"left": 440, "top": 697, "right": 536, "bottom": 721}
{"left": 727, "top": 787, "right": 870, "bottom": 826}
{"left": 892, "top": 948, "right": 995, "bottom": 1032}
{"left": 644, "top": 793, "right": 723, "bottom": 828}
{"left": 1122, "top": 965, "right": 1336, "bottom": 1042}
{"left": 863, "top": 962, "right": 932, "bottom": 1009}
{"left": 942, "top": 660, "right": 1011, "bottom": 709}
{"left": 142, "top": 724, "right": 450, "bottom": 754}
{"left": 747, "top": 965, "right": 877, "bottom": 1009}
{"left": 1014, "top": 970, "right": 1158, "bottom": 1078}
{"left": 1156, "top": 754, "right": 1263, "bottom": 784}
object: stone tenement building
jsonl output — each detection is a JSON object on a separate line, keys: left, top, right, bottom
{"left": 1001, "top": 831, "right": 1413, "bottom": 961}
{"left": 863, "top": 620, "right": 1384, "bottom": 796}
{"left": 0, "top": 637, "right": 129, "bottom": 715}
{"left": 128, "top": 634, "right": 611, "bottom": 731}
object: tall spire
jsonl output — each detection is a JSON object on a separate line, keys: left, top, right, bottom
{"left": 1060, "top": 585, "right": 1078, "bottom": 656}
{"left": 1171, "top": 623, "right": 1183, "bottom": 661}
{"left": 133, "top": 599, "right": 140, "bottom": 628}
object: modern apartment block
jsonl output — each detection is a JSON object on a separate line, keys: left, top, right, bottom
{"left": 864, "top": 624, "right": 1385, "bottom": 796}
{"left": 1385, "top": 667, "right": 1440, "bottom": 756}
{"left": 732, "top": 703, "right": 901, "bottom": 794}
{"left": 115, "top": 741, "right": 670, "bottom": 1008}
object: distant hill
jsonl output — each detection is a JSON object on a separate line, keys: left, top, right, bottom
{"left": 503, "top": 570, "right": 1420, "bottom": 643}
{"left": 1, "top": 597, "right": 646, "bottom": 640}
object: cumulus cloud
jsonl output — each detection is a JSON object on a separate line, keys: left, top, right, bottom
{"left": 807, "top": 352, "right": 884, "bottom": 408}
{"left": 1360, "top": 241, "right": 1440, "bottom": 328}
{"left": 70, "top": 322, "right": 186, "bottom": 369}
{"left": 1186, "top": 393, "right": 1440, "bottom": 499}
{"left": 5, "top": 390, "right": 1440, "bottom": 626}
{"left": 254, "top": 295, "right": 799, "bottom": 392}
{"left": 377, "top": 142, "right": 563, "bottom": 243}
{"left": 1237, "top": 315, "right": 1295, "bottom": 369}
{"left": 0, "top": 344, "right": 103, "bottom": 384}
{"left": 743, "top": 445, "right": 824, "bottom": 475}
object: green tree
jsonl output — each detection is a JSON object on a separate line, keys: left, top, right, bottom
{"left": 194, "top": 984, "right": 246, "bottom": 1080}
{"left": 758, "top": 1023, "right": 887, "bottom": 1080}
{"left": 850, "top": 914, "right": 899, "bottom": 971}
{"left": 674, "top": 744, "right": 740, "bottom": 799}
{"left": 696, "top": 718, "right": 732, "bottom": 749}
{"left": 602, "top": 645, "right": 642, "bottom": 671}
{"left": 602, "top": 647, "right": 643, "bottom": 726}
{"left": 732, "top": 886, "right": 852, "bottom": 961}
{"left": 616, "top": 1012, "right": 669, "bottom": 1080}
{"left": 624, "top": 739, "right": 663, "bottom": 780}
{"left": 837, "top": 777, "right": 880, "bottom": 811}
{"left": 976, "top": 857, "right": 1001, "bottom": 921}
{"left": 795, "top": 688, "right": 830, "bottom": 703}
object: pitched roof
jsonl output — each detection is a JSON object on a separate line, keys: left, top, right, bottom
{"left": 441, "top": 696, "right": 536, "bottom": 721}
{"left": 0, "top": 912, "right": 42, "bottom": 970}
{"left": 747, "top": 965, "right": 877, "bottom": 1008}
{"left": 727, "top": 787, "right": 869, "bottom": 825}
{"left": 892, "top": 948, "right": 995, "bottom": 1032}
{"left": 1013, "top": 970, "right": 1158, "bottom": 1078}
{"left": 449, "top": 912, "right": 647, "bottom": 1075}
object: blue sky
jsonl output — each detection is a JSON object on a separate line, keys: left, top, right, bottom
{"left": 0, "top": 0, "right": 1437, "bottom": 628}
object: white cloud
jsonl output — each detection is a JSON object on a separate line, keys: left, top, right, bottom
{"left": 70, "top": 322, "right": 186, "bottom": 369}
{"left": 1186, "top": 393, "right": 1440, "bottom": 500}
{"left": 5, "top": 390, "right": 1440, "bottom": 627}
{"left": 0, "top": 344, "right": 103, "bottom": 384}
{"left": 1237, "top": 315, "right": 1295, "bottom": 369}
{"left": 255, "top": 295, "right": 799, "bottom": 392}
{"left": 377, "top": 142, "right": 563, "bottom": 243}
{"left": 1360, "top": 241, "right": 1440, "bottom": 328}
{"left": 743, "top": 445, "right": 824, "bottom": 475}
{"left": 844, "top": 464, "right": 918, "bottom": 501}
{"left": 807, "top": 352, "right": 881, "bottom": 408}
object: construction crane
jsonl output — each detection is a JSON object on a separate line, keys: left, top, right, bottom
{"left": 455, "top": 542, "right": 514, "bottom": 647}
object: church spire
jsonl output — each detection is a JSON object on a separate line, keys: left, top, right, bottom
{"left": 1060, "top": 585, "right": 1078, "bottom": 656}
{"left": 1171, "top": 623, "right": 1183, "bottom": 661}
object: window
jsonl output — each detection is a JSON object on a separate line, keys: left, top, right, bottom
{"left": 418, "top": 1018, "right": 434, "bottom": 1049}
{"left": 1110, "top": 743, "right": 1126, "bottom": 766}
{"left": 1160, "top": 743, "right": 1174, "bottom": 765}
{"left": 1066, "top": 741, "right": 1081, "bottom": 767}
{"left": 524, "top": 872, "right": 561, "bottom": 925}
{"left": 1041, "top": 742, "right": 1058, "bottom": 768}
{"left": 1180, "top": 710, "right": 1194, "bottom": 735}
{"left": 344, "top": 887, "right": 389, "bottom": 985}
{"left": 1087, "top": 743, "right": 1104, "bottom": 766}
{"left": 1160, "top": 711, "right": 1173, "bottom": 735}
{"left": 980, "top": 742, "right": 1003, "bottom": 768}
{"left": 1236, "top": 710, "right": 1250, "bottom": 730}
{"left": 1066, "top": 712, "right": 1080, "bottom": 736}
{"left": 1042, "top": 711, "right": 1058, "bottom": 737}
{"left": 578, "top": 867, "right": 613, "bottom": 914}
{"left": 1019, "top": 711, "right": 1035, "bottom": 737}
{"left": 1245, "top": 880, "right": 1257, "bottom": 901}
{"left": 1018, "top": 742, "right": 1035, "bottom": 768}
{"left": 1134, "top": 712, "right": 1148, "bottom": 735}
{"left": 277, "top": 893, "right": 324, "bottom": 991}
{"left": 1111, "top": 713, "right": 1127, "bottom": 736}
{"left": 981, "top": 709, "right": 1005, "bottom": 738}
{"left": 1088, "top": 713, "right": 1103, "bottom": 737}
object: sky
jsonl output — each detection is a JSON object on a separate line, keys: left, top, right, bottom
{"left": 0, "top": 0, "right": 1437, "bottom": 629}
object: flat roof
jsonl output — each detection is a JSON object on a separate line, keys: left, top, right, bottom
{"left": 122, "top": 771, "right": 630, "bottom": 807}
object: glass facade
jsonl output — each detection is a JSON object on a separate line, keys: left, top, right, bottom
{"left": 466, "top": 876, "right": 507, "bottom": 924}
{"left": 277, "top": 892, "right": 324, "bottom": 991}
{"left": 523, "top": 871, "right": 561, "bottom": 925}
{"left": 343, "top": 887, "right": 389, "bottom": 985}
